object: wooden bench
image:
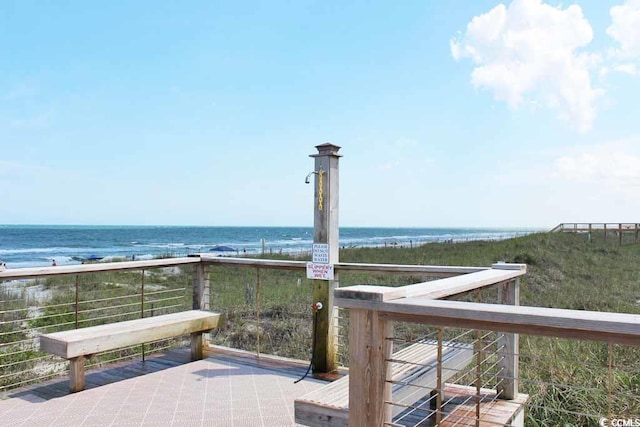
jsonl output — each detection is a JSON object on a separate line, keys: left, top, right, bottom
{"left": 39, "top": 309, "right": 222, "bottom": 393}
{"left": 295, "top": 340, "right": 474, "bottom": 427}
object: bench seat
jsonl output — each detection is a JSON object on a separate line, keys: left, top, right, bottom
{"left": 40, "top": 309, "right": 222, "bottom": 392}
{"left": 294, "top": 340, "right": 474, "bottom": 427}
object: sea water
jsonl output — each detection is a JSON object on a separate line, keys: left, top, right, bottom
{"left": 0, "top": 225, "right": 538, "bottom": 269}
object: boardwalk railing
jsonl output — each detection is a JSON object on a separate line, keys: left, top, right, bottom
{"left": 0, "top": 256, "right": 487, "bottom": 393}
{"left": 3, "top": 257, "right": 639, "bottom": 425}
{"left": 334, "top": 267, "right": 640, "bottom": 426}
{"left": 0, "top": 258, "right": 200, "bottom": 392}
{"left": 551, "top": 223, "right": 640, "bottom": 244}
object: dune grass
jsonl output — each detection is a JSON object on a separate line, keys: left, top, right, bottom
{"left": 3, "top": 231, "right": 638, "bottom": 422}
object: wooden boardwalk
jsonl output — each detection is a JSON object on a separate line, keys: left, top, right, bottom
{"left": 550, "top": 222, "right": 640, "bottom": 244}
{"left": 0, "top": 346, "right": 326, "bottom": 426}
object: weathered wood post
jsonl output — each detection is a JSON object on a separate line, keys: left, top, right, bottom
{"left": 493, "top": 263, "right": 521, "bottom": 401}
{"left": 192, "top": 263, "right": 210, "bottom": 360}
{"left": 619, "top": 223, "right": 623, "bottom": 246}
{"left": 348, "top": 308, "right": 393, "bottom": 426}
{"left": 310, "top": 143, "right": 341, "bottom": 374}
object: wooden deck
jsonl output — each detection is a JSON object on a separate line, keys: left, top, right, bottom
{"left": 0, "top": 346, "right": 327, "bottom": 426}
{"left": 393, "top": 384, "right": 528, "bottom": 427}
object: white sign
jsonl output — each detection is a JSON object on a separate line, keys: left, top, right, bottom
{"left": 306, "top": 262, "right": 334, "bottom": 280}
{"left": 312, "top": 243, "right": 330, "bottom": 264}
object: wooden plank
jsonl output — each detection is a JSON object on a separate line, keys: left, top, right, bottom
{"left": 390, "top": 341, "right": 473, "bottom": 416}
{"left": 295, "top": 401, "right": 349, "bottom": 427}
{"left": 335, "top": 268, "right": 526, "bottom": 304}
{"left": 199, "top": 256, "right": 488, "bottom": 276}
{"left": 402, "top": 269, "right": 525, "bottom": 300}
{"left": 334, "top": 263, "right": 487, "bottom": 276}
{"left": 333, "top": 285, "right": 406, "bottom": 302}
{"left": 0, "top": 257, "right": 200, "bottom": 281}
{"left": 40, "top": 310, "right": 222, "bottom": 358}
{"left": 199, "top": 256, "right": 307, "bottom": 270}
{"left": 393, "top": 384, "right": 528, "bottom": 427}
{"left": 348, "top": 309, "right": 393, "bottom": 427}
{"left": 379, "top": 299, "right": 640, "bottom": 345}
{"left": 295, "top": 341, "right": 474, "bottom": 427}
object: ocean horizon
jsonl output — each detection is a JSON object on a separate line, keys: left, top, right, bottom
{"left": 0, "top": 224, "right": 541, "bottom": 269}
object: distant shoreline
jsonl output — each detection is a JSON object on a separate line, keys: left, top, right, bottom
{"left": 0, "top": 225, "right": 540, "bottom": 269}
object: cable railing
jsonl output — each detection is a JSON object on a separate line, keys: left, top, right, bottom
{"left": 4, "top": 255, "right": 637, "bottom": 425}
{"left": 334, "top": 272, "right": 640, "bottom": 427}
{"left": 0, "top": 256, "right": 486, "bottom": 393}
{"left": 0, "top": 258, "right": 198, "bottom": 393}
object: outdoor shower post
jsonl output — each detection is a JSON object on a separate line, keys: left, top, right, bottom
{"left": 310, "top": 143, "right": 341, "bottom": 374}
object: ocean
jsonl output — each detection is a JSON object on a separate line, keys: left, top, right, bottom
{"left": 0, "top": 225, "right": 538, "bottom": 269}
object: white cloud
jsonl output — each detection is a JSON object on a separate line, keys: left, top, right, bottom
{"left": 606, "top": 0, "right": 640, "bottom": 74}
{"left": 451, "top": 0, "right": 602, "bottom": 132}
{"left": 553, "top": 139, "right": 640, "bottom": 198}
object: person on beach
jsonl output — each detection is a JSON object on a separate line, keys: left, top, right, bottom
{"left": 52, "top": 259, "right": 57, "bottom": 266}
{"left": 0, "top": 262, "right": 6, "bottom": 272}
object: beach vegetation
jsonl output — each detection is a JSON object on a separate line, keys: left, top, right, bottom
{"left": 1, "top": 231, "right": 638, "bottom": 421}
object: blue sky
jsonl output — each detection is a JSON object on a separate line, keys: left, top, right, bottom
{"left": 1, "top": 0, "right": 639, "bottom": 228}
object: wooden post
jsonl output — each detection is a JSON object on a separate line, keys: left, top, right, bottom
{"left": 348, "top": 309, "right": 393, "bottom": 427}
{"left": 69, "top": 356, "right": 85, "bottom": 393}
{"left": 193, "top": 263, "right": 210, "bottom": 311}
{"left": 604, "top": 223, "right": 607, "bottom": 242}
{"left": 192, "top": 263, "right": 210, "bottom": 359}
{"left": 619, "top": 223, "right": 623, "bottom": 246}
{"left": 310, "top": 143, "right": 341, "bottom": 374}
{"left": 496, "top": 278, "right": 519, "bottom": 400}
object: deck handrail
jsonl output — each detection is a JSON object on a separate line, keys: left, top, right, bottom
{"left": 333, "top": 266, "right": 639, "bottom": 426}
{"left": 551, "top": 222, "right": 640, "bottom": 232}
{"left": 0, "top": 257, "right": 201, "bottom": 281}
{"left": 0, "top": 256, "right": 489, "bottom": 281}
{"left": 335, "top": 296, "right": 640, "bottom": 345}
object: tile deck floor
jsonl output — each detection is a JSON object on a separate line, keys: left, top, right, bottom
{"left": 0, "top": 350, "right": 326, "bottom": 427}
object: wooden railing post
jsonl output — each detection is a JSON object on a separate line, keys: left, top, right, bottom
{"left": 348, "top": 309, "right": 393, "bottom": 427}
{"left": 310, "top": 143, "right": 341, "bottom": 374}
{"left": 496, "top": 277, "right": 520, "bottom": 400}
{"left": 619, "top": 223, "right": 623, "bottom": 245}
{"left": 192, "top": 263, "right": 210, "bottom": 359}
{"left": 193, "top": 263, "right": 210, "bottom": 311}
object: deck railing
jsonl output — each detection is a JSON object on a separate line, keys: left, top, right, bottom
{"left": 0, "top": 256, "right": 486, "bottom": 393}
{"left": 0, "top": 258, "right": 199, "bottom": 392}
{"left": 335, "top": 267, "right": 640, "bottom": 426}
{"left": 551, "top": 223, "right": 640, "bottom": 244}
{"left": 2, "top": 256, "right": 639, "bottom": 425}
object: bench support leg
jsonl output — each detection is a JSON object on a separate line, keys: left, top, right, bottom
{"left": 69, "top": 356, "right": 85, "bottom": 393}
{"left": 191, "top": 332, "right": 203, "bottom": 361}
